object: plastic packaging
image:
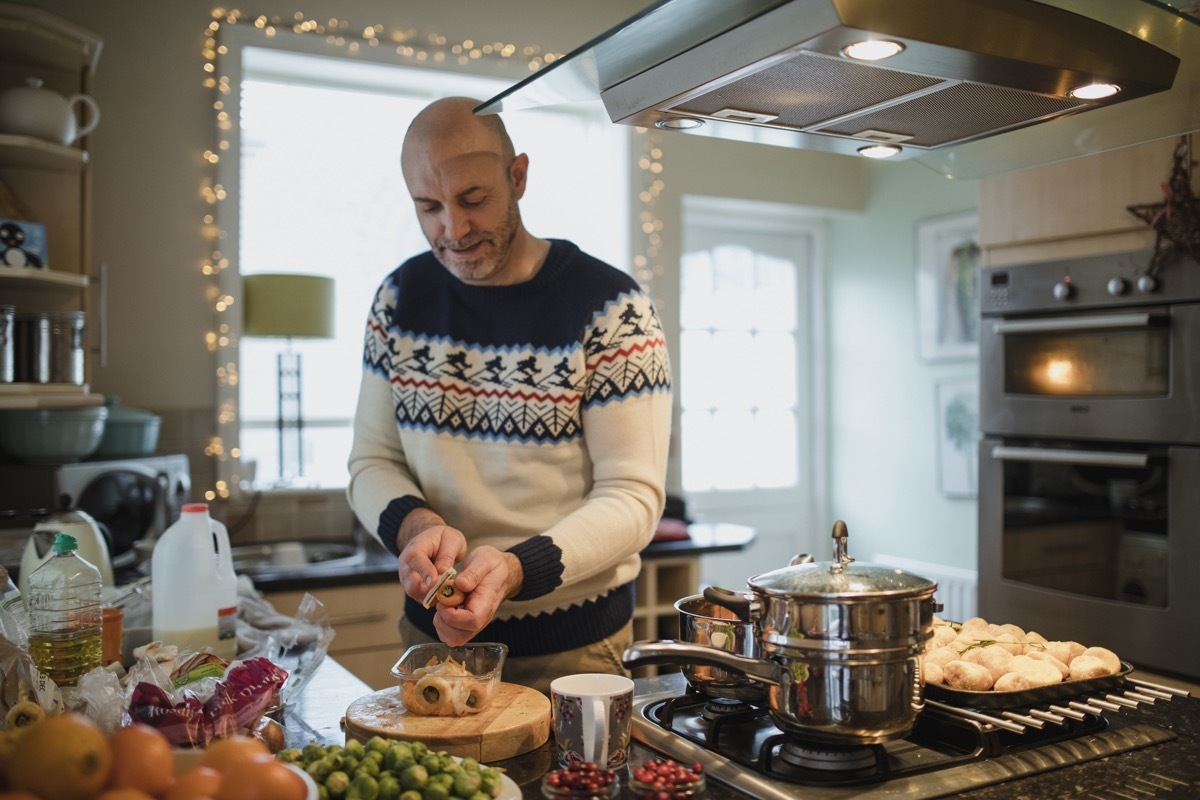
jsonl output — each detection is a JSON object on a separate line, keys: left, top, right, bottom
{"left": 211, "top": 515, "right": 238, "bottom": 660}
{"left": 26, "top": 533, "right": 102, "bottom": 686}
{"left": 152, "top": 503, "right": 237, "bottom": 659}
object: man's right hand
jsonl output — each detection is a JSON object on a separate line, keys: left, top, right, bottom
{"left": 396, "top": 509, "right": 467, "bottom": 603}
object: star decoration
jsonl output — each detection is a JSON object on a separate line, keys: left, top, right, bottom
{"left": 1126, "top": 136, "right": 1200, "bottom": 277}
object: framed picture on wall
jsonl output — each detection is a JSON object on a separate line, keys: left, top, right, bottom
{"left": 935, "top": 375, "right": 979, "bottom": 498}
{"left": 915, "top": 210, "right": 981, "bottom": 362}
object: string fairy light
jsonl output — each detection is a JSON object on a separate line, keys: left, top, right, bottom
{"left": 199, "top": 7, "right": 662, "bottom": 500}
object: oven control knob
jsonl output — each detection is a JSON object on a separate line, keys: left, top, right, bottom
{"left": 1107, "top": 277, "right": 1129, "bottom": 296}
{"left": 1136, "top": 274, "right": 1159, "bottom": 294}
{"left": 1053, "top": 281, "right": 1074, "bottom": 300}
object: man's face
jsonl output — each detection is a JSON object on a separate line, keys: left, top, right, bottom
{"left": 404, "top": 150, "right": 526, "bottom": 286}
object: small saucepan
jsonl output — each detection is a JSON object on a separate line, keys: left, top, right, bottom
{"left": 675, "top": 594, "right": 764, "bottom": 704}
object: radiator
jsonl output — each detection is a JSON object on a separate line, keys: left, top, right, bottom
{"left": 871, "top": 554, "right": 978, "bottom": 622}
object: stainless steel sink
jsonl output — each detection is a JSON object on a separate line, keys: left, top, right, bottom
{"left": 230, "top": 540, "right": 366, "bottom": 575}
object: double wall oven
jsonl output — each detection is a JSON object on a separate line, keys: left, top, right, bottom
{"left": 978, "top": 248, "right": 1200, "bottom": 680}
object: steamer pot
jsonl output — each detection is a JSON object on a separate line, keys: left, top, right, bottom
{"left": 624, "top": 520, "right": 938, "bottom": 745}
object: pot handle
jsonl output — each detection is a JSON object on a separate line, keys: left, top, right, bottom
{"left": 622, "top": 640, "right": 780, "bottom": 686}
{"left": 702, "top": 585, "right": 755, "bottom": 622}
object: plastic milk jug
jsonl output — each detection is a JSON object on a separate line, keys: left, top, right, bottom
{"left": 152, "top": 503, "right": 237, "bottom": 659}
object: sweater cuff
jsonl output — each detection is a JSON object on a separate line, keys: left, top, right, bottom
{"left": 506, "top": 535, "right": 564, "bottom": 601}
{"left": 377, "top": 495, "right": 430, "bottom": 557}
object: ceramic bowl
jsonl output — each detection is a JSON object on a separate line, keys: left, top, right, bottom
{"left": 0, "top": 405, "right": 107, "bottom": 463}
{"left": 391, "top": 642, "right": 507, "bottom": 716}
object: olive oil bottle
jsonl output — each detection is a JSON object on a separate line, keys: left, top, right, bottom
{"left": 26, "top": 533, "right": 103, "bottom": 686}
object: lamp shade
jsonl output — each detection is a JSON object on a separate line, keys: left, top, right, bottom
{"left": 242, "top": 273, "right": 335, "bottom": 338}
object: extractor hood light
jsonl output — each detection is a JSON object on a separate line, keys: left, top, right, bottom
{"left": 1070, "top": 82, "right": 1121, "bottom": 100}
{"left": 857, "top": 143, "right": 902, "bottom": 158}
{"left": 841, "top": 39, "right": 904, "bottom": 61}
{"left": 655, "top": 116, "right": 704, "bottom": 130}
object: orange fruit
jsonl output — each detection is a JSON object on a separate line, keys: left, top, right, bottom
{"left": 97, "top": 789, "right": 156, "bottom": 800}
{"left": 196, "top": 735, "right": 272, "bottom": 776}
{"left": 164, "top": 766, "right": 222, "bottom": 800}
{"left": 5, "top": 712, "right": 112, "bottom": 800}
{"left": 214, "top": 758, "right": 305, "bottom": 800}
{"left": 107, "top": 723, "right": 176, "bottom": 796}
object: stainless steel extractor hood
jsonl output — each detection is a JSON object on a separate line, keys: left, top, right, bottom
{"left": 477, "top": 0, "right": 1200, "bottom": 178}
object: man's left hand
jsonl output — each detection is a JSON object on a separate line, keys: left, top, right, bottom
{"left": 432, "top": 547, "right": 523, "bottom": 646}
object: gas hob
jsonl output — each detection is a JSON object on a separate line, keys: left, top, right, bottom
{"left": 630, "top": 675, "right": 1188, "bottom": 800}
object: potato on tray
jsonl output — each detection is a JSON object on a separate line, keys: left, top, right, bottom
{"left": 391, "top": 643, "right": 507, "bottom": 716}
{"left": 921, "top": 615, "right": 1125, "bottom": 694}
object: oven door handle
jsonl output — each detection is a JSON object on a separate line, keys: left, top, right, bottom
{"left": 990, "top": 311, "right": 1159, "bottom": 335}
{"left": 990, "top": 445, "right": 1150, "bottom": 468}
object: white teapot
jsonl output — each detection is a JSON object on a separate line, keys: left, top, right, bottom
{"left": 0, "top": 77, "right": 100, "bottom": 146}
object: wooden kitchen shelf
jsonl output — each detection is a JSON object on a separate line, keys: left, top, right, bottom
{"left": 0, "top": 265, "right": 87, "bottom": 289}
{"left": 0, "top": 134, "right": 87, "bottom": 172}
{"left": 0, "top": 383, "right": 102, "bottom": 409}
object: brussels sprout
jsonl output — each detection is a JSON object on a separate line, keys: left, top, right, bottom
{"left": 356, "top": 757, "right": 382, "bottom": 780}
{"left": 307, "top": 758, "right": 334, "bottom": 782}
{"left": 421, "top": 782, "right": 450, "bottom": 800}
{"left": 378, "top": 773, "right": 402, "bottom": 800}
{"left": 367, "top": 735, "right": 392, "bottom": 754}
{"left": 400, "top": 791, "right": 422, "bottom": 800}
{"left": 400, "top": 763, "right": 429, "bottom": 791}
{"left": 348, "top": 773, "right": 381, "bottom": 800}
{"left": 303, "top": 743, "right": 329, "bottom": 763}
{"left": 325, "top": 769, "right": 351, "bottom": 799}
{"left": 346, "top": 739, "right": 368, "bottom": 759}
{"left": 386, "top": 743, "right": 417, "bottom": 772}
{"left": 452, "top": 770, "right": 482, "bottom": 797}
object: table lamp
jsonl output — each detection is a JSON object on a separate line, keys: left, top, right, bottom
{"left": 242, "top": 273, "right": 335, "bottom": 480}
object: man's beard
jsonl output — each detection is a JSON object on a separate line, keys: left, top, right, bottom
{"left": 433, "top": 199, "right": 520, "bottom": 284}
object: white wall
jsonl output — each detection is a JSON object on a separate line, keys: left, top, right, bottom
{"left": 827, "top": 161, "right": 980, "bottom": 572}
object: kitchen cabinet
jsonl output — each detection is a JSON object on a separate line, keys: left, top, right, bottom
{"left": 978, "top": 135, "right": 1191, "bottom": 267}
{"left": 0, "top": 3, "right": 102, "bottom": 409}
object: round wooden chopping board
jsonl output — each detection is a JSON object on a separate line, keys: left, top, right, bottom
{"left": 343, "top": 682, "right": 550, "bottom": 762}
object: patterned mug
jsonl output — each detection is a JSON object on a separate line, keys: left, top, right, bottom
{"left": 550, "top": 673, "right": 634, "bottom": 769}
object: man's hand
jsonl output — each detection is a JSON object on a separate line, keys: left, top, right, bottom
{"left": 432, "top": 547, "right": 523, "bottom": 646}
{"left": 396, "top": 509, "right": 467, "bottom": 603}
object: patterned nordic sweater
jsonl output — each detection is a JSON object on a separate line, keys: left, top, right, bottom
{"left": 347, "top": 239, "right": 672, "bottom": 657}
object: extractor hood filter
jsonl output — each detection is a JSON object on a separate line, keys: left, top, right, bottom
{"left": 478, "top": 0, "right": 1190, "bottom": 173}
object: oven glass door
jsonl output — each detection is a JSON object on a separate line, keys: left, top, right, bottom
{"left": 992, "top": 442, "right": 1167, "bottom": 606}
{"left": 981, "top": 304, "right": 1200, "bottom": 443}
{"left": 979, "top": 438, "right": 1200, "bottom": 678}
{"left": 1001, "top": 312, "right": 1168, "bottom": 396}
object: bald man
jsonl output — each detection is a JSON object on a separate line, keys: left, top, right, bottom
{"left": 347, "top": 97, "right": 672, "bottom": 692}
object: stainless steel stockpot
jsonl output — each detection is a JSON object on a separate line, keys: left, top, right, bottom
{"left": 625, "top": 521, "right": 938, "bottom": 745}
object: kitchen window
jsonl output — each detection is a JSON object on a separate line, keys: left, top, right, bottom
{"left": 220, "top": 35, "right": 629, "bottom": 489}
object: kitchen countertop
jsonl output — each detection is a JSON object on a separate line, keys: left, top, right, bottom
{"left": 248, "top": 522, "right": 756, "bottom": 593}
{"left": 282, "top": 657, "right": 1199, "bottom": 799}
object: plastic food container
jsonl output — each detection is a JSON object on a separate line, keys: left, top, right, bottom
{"left": 391, "top": 642, "right": 507, "bottom": 716}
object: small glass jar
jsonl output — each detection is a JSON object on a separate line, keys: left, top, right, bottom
{"left": 540, "top": 763, "right": 620, "bottom": 799}
{"left": 628, "top": 759, "right": 707, "bottom": 799}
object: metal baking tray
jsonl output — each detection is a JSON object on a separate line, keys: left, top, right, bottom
{"left": 924, "top": 661, "right": 1134, "bottom": 709}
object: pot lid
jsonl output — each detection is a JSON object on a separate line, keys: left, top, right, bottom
{"left": 749, "top": 520, "right": 937, "bottom": 598}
